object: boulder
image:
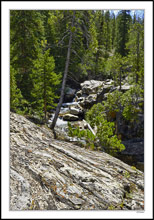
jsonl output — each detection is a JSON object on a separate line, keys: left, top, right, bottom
{"left": 68, "top": 120, "right": 89, "bottom": 130}
{"left": 85, "top": 94, "right": 97, "bottom": 104}
{"left": 59, "top": 107, "right": 70, "bottom": 116}
{"left": 10, "top": 112, "right": 144, "bottom": 210}
{"left": 105, "top": 80, "right": 114, "bottom": 85}
{"left": 80, "top": 80, "right": 104, "bottom": 95}
{"left": 70, "top": 107, "right": 82, "bottom": 116}
{"left": 103, "top": 84, "right": 113, "bottom": 90}
{"left": 62, "top": 102, "right": 79, "bottom": 108}
{"left": 63, "top": 114, "right": 79, "bottom": 121}
{"left": 77, "top": 94, "right": 97, "bottom": 108}
{"left": 75, "top": 80, "right": 134, "bottom": 109}
{"left": 97, "top": 86, "right": 112, "bottom": 102}
{"left": 78, "top": 80, "right": 116, "bottom": 106}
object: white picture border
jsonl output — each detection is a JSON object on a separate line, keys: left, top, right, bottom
{"left": 2, "top": 1, "right": 153, "bottom": 219}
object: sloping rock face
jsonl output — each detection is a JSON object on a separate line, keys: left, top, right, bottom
{"left": 10, "top": 112, "right": 144, "bottom": 210}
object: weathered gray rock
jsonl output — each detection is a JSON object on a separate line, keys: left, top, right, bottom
{"left": 105, "top": 80, "right": 114, "bottom": 85}
{"left": 75, "top": 80, "right": 135, "bottom": 109}
{"left": 77, "top": 94, "right": 97, "bottom": 108}
{"left": 63, "top": 114, "right": 79, "bottom": 121}
{"left": 10, "top": 112, "right": 144, "bottom": 210}
{"left": 59, "top": 107, "right": 70, "bottom": 116}
{"left": 80, "top": 80, "right": 104, "bottom": 95}
{"left": 70, "top": 107, "right": 82, "bottom": 116}
{"left": 62, "top": 102, "right": 80, "bottom": 108}
{"left": 84, "top": 94, "right": 97, "bottom": 105}
{"left": 103, "top": 84, "right": 113, "bottom": 90}
{"left": 74, "top": 80, "right": 134, "bottom": 110}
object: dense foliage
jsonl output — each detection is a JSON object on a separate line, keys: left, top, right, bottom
{"left": 85, "top": 103, "right": 125, "bottom": 155}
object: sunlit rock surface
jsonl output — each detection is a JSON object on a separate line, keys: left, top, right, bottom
{"left": 10, "top": 112, "right": 144, "bottom": 210}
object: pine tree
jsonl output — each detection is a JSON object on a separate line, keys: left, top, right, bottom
{"left": 93, "top": 10, "right": 107, "bottom": 77}
{"left": 10, "top": 10, "right": 44, "bottom": 102}
{"left": 104, "top": 10, "right": 112, "bottom": 52}
{"left": 78, "top": 10, "right": 99, "bottom": 79}
{"left": 115, "top": 10, "right": 132, "bottom": 56}
{"left": 10, "top": 65, "right": 23, "bottom": 112}
{"left": 111, "top": 12, "right": 116, "bottom": 50}
{"left": 31, "top": 43, "right": 61, "bottom": 121}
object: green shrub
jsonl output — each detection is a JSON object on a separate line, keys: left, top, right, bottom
{"left": 85, "top": 103, "right": 105, "bottom": 128}
{"left": 93, "top": 115, "right": 125, "bottom": 156}
{"left": 121, "top": 85, "right": 144, "bottom": 122}
{"left": 68, "top": 122, "right": 96, "bottom": 150}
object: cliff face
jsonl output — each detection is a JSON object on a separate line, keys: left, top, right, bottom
{"left": 10, "top": 112, "right": 144, "bottom": 210}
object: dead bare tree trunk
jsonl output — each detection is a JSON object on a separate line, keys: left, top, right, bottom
{"left": 50, "top": 11, "right": 76, "bottom": 137}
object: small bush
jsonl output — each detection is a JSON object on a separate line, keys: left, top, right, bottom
{"left": 68, "top": 122, "right": 96, "bottom": 150}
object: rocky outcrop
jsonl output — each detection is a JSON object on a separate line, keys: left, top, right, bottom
{"left": 75, "top": 79, "right": 114, "bottom": 108}
{"left": 10, "top": 112, "right": 144, "bottom": 210}
{"left": 80, "top": 80, "right": 104, "bottom": 94}
{"left": 75, "top": 79, "right": 135, "bottom": 108}
{"left": 75, "top": 80, "right": 104, "bottom": 108}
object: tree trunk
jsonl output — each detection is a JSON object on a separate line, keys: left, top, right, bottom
{"left": 50, "top": 11, "right": 76, "bottom": 135}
